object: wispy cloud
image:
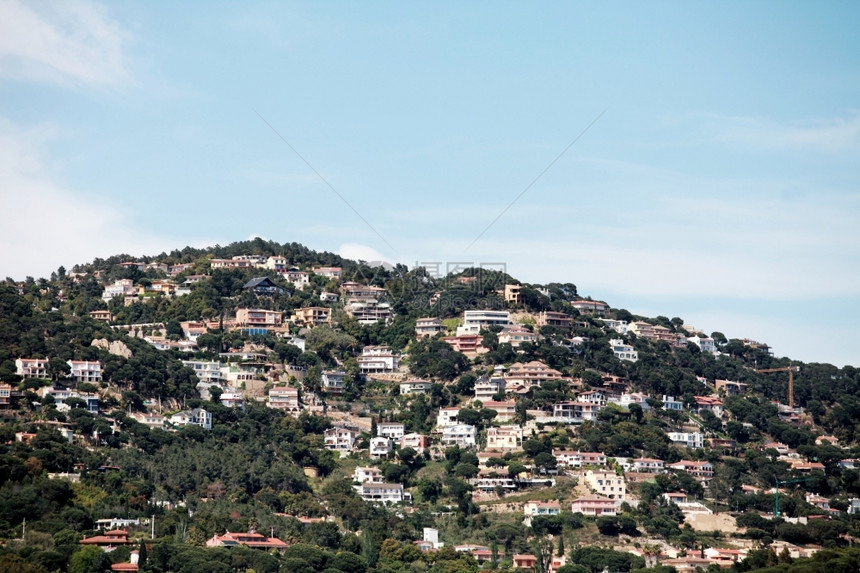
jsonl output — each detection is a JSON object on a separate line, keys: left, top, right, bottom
{"left": 0, "top": 118, "right": 204, "bottom": 279}
{"left": 714, "top": 112, "right": 860, "bottom": 152}
{"left": 0, "top": 0, "right": 131, "bottom": 87}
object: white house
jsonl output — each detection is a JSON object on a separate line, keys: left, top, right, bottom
{"left": 321, "top": 371, "right": 347, "bottom": 394}
{"left": 609, "top": 339, "right": 638, "bottom": 362}
{"left": 667, "top": 432, "right": 704, "bottom": 449}
{"left": 456, "top": 310, "right": 514, "bottom": 336}
{"left": 354, "top": 466, "right": 383, "bottom": 484}
{"left": 355, "top": 482, "right": 408, "bottom": 504}
{"left": 441, "top": 424, "right": 477, "bottom": 448}
{"left": 687, "top": 335, "right": 717, "bottom": 354}
{"left": 370, "top": 437, "right": 393, "bottom": 459}
{"left": 358, "top": 346, "right": 400, "bottom": 373}
{"left": 486, "top": 426, "right": 523, "bottom": 451}
{"left": 584, "top": 470, "right": 626, "bottom": 500}
{"left": 378, "top": 422, "right": 405, "bottom": 440}
{"left": 436, "top": 407, "right": 461, "bottom": 428}
{"left": 169, "top": 408, "right": 212, "bottom": 431}
{"left": 400, "top": 380, "right": 432, "bottom": 395}
{"left": 67, "top": 360, "right": 102, "bottom": 383}
{"left": 324, "top": 427, "right": 358, "bottom": 452}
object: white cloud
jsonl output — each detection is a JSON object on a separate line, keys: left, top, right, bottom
{"left": 337, "top": 243, "right": 388, "bottom": 264}
{"left": 714, "top": 112, "right": 860, "bottom": 152}
{"left": 0, "top": 0, "right": 130, "bottom": 87}
{"left": 0, "top": 118, "right": 200, "bottom": 279}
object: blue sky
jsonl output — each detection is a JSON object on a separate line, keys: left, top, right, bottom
{"left": 1, "top": 1, "right": 858, "bottom": 367}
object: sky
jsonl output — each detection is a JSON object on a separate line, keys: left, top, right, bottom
{"left": 1, "top": 1, "right": 858, "bottom": 367}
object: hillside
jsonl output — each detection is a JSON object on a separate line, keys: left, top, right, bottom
{"left": 1, "top": 238, "right": 859, "bottom": 573}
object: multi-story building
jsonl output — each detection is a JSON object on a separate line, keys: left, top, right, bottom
{"left": 570, "top": 299, "right": 609, "bottom": 317}
{"left": 474, "top": 377, "right": 505, "bottom": 402}
{"left": 584, "top": 470, "right": 626, "bottom": 499}
{"left": 67, "top": 360, "right": 102, "bottom": 383}
{"left": 442, "top": 334, "right": 487, "bottom": 355}
{"left": 482, "top": 401, "right": 517, "bottom": 422}
{"left": 182, "top": 360, "right": 224, "bottom": 385}
{"left": 0, "top": 383, "right": 12, "bottom": 408}
{"left": 210, "top": 258, "right": 253, "bottom": 270}
{"left": 15, "top": 358, "right": 48, "bottom": 379}
{"left": 497, "top": 326, "right": 539, "bottom": 348}
{"left": 169, "top": 408, "right": 212, "bottom": 431}
{"left": 378, "top": 422, "right": 405, "bottom": 440}
{"left": 325, "top": 426, "right": 358, "bottom": 452}
{"left": 415, "top": 317, "right": 445, "bottom": 338}
{"left": 400, "top": 433, "right": 431, "bottom": 453}
{"left": 267, "top": 387, "right": 300, "bottom": 414}
{"left": 102, "top": 279, "right": 136, "bottom": 301}
{"left": 470, "top": 470, "right": 516, "bottom": 491}
{"left": 503, "top": 284, "right": 522, "bottom": 304}
{"left": 687, "top": 335, "right": 717, "bottom": 354}
{"left": 358, "top": 346, "right": 400, "bottom": 373}
{"left": 667, "top": 460, "right": 714, "bottom": 481}
{"left": 506, "top": 361, "right": 564, "bottom": 386}
{"left": 369, "top": 437, "right": 393, "bottom": 459}
{"left": 313, "top": 266, "right": 342, "bottom": 280}
{"left": 667, "top": 432, "right": 704, "bottom": 449}
{"left": 552, "top": 401, "right": 600, "bottom": 423}
{"left": 599, "top": 318, "right": 628, "bottom": 334}
{"left": 715, "top": 380, "right": 748, "bottom": 395}
{"left": 344, "top": 299, "right": 392, "bottom": 324}
{"left": 399, "top": 380, "right": 432, "bottom": 395}
{"left": 441, "top": 424, "right": 477, "bottom": 448}
{"left": 631, "top": 458, "right": 666, "bottom": 473}
{"left": 436, "top": 407, "right": 460, "bottom": 428}
{"left": 280, "top": 269, "right": 310, "bottom": 287}
{"left": 456, "top": 310, "right": 514, "bottom": 335}
{"left": 353, "top": 466, "right": 383, "bottom": 483}
{"left": 292, "top": 307, "right": 331, "bottom": 327}
{"left": 552, "top": 450, "right": 608, "bottom": 469}
{"left": 486, "top": 426, "right": 523, "bottom": 451}
{"left": 354, "top": 482, "right": 407, "bottom": 504}
{"left": 570, "top": 497, "right": 618, "bottom": 516}
{"left": 609, "top": 339, "right": 638, "bottom": 362}
{"left": 662, "top": 395, "right": 685, "bottom": 411}
{"left": 536, "top": 311, "right": 573, "bottom": 329}
{"left": 694, "top": 396, "right": 724, "bottom": 417}
{"left": 321, "top": 371, "right": 346, "bottom": 394}
{"left": 340, "top": 282, "right": 387, "bottom": 300}
{"left": 628, "top": 321, "right": 686, "bottom": 347}
{"left": 235, "top": 308, "right": 283, "bottom": 327}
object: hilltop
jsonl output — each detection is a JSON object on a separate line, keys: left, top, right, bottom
{"left": 1, "top": 238, "right": 860, "bottom": 573}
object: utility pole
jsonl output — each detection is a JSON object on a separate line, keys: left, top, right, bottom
{"left": 151, "top": 514, "right": 155, "bottom": 539}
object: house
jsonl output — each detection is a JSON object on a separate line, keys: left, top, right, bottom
{"left": 791, "top": 460, "right": 826, "bottom": 472}
{"left": 506, "top": 361, "right": 564, "bottom": 386}
{"left": 340, "top": 282, "right": 387, "bottom": 301}
{"left": 415, "top": 317, "right": 445, "bottom": 338}
{"left": 355, "top": 482, "right": 408, "bottom": 504}
{"left": 687, "top": 335, "right": 717, "bottom": 354}
{"left": 610, "top": 392, "right": 652, "bottom": 412}
{"left": 102, "top": 279, "right": 136, "bottom": 301}
{"left": 536, "top": 311, "right": 573, "bottom": 329}
{"left": 661, "top": 557, "right": 712, "bottom": 572}
{"left": 502, "top": 284, "right": 522, "bottom": 304}
{"left": 599, "top": 318, "right": 628, "bottom": 334}
{"left": 319, "top": 291, "right": 338, "bottom": 303}
{"left": 324, "top": 426, "right": 358, "bottom": 452}
{"left": 400, "top": 380, "right": 432, "bottom": 395}
{"left": 220, "top": 391, "right": 245, "bottom": 410}
{"left": 474, "top": 377, "right": 505, "bottom": 401}
{"left": 67, "top": 360, "right": 102, "bottom": 383}
{"left": 264, "top": 256, "right": 288, "bottom": 271}
{"left": 358, "top": 346, "right": 400, "bottom": 373}
{"left": 344, "top": 299, "right": 392, "bottom": 324}
{"left": 354, "top": 466, "right": 383, "bottom": 483}
{"left": 667, "top": 460, "right": 714, "bottom": 481}
{"left": 0, "top": 383, "right": 13, "bottom": 408}
{"left": 523, "top": 501, "right": 561, "bottom": 518}
{"left": 313, "top": 266, "right": 342, "bottom": 280}
{"left": 662, "top": 395, "right": 685, "bottom": 411}
{"left": 577, "top": 390, "right": 608, "bottom": 407}
{"left": 628, "top": 321, "right": 686, "bottom": 346}
{"left": 631, "top": 458, "right": 666, "bottom": 473}
{"left": 206, "top": 531, "right": 288, "bottom": 550}
{"left": 267, "top": 387, "right": 300, "bottom": 414}
{"left": 89, "top": 310, "right": 113, "bottom": 322}
{"left": 378, "top": 422, "right": 405, "bottom": 440}
{"left": 552, "top": 450, "right": 607, "bottom": 469}
{"left": 210, "top": 258, "right": 254, "bottom": 269}
{"left": 667, "top": 432, "right": 704, "bottom": 449}
{"left": 470, "top": 470, "right": 516, "bottom": 491}
{"left": 370, "top": 437, "right": 393, "bottom": 459}
{"left": 280, "top": 269, "right": 310, "bottom": 287}
{"left": 401, "top": 433, "right": 431, "bottom": 453}
{"left": 512, "top": 554, "right": 538, "bottom": 570}
{"left": 441, "top": 424, "right": 477, "bottom": 448}
{"left": 236, "top": 308, "right": 283, "bottom": 327}
{"left": 497, "top": 326, "right": 539, "bottom": 347}
{"left": 715, "top": 379, "right": 748, "bottom": 395}
{"left": 570, "top": 497, "right": 618, "bottom": 516}
{"left": 292, "top": 307, "right": 332, "bottom": 327}
{"left": 110, "top": 550, "right": 141, "bottom": 571}
{"left": 436, "top": 407, "right": 461, "bottom": 428}
{"left": 169, "top": 408, "right": 212, "bottom": 431}
{"left": 609, "top": 339, "right": 638, "bottom": 362}
{"left": 182, "top": 360, "right": 224, "bottom": 384}
{"left": 442, "top": 334, "right": 488, "bottom": 355}
{"left": 694, "top": 396, "right": 724, "bottom": 417}
{"left": 482, "top": 401, "right": 517, "bottom": 422}
{"left": 80, "top": 529, "right": 132, "bottom": 548}
{"left": 15, "top": 358, "right": 48, "bottom": 379}
{"left": 456, "top": 310, "right": 514, "bottom": 335}
{"left": 486, "top": 426, "right": 523, "bottom": 450}
{"left": 552, "top": 401, "right": 600, "bottom": 423}
{"left": 131, "top": 412, "right": 166, "bottom": 430}
{"left": 321, "top": 371, "right": 346, "bottom": 394}
{"left": 584, "top": 470, "right": 626, "bottom": 499}
{"left": 663, "top": 492, "right": 689, "bottom": 505}
{"left": 570, "top": 299, "right": 609, "bottom": 316}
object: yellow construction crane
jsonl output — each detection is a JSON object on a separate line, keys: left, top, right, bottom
{"left": 756, "top": 363, "right": 800, "bottom": 408}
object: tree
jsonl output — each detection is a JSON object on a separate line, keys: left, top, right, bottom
{"left": 69, "top": 546, "right": 106, "bottom": 573}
